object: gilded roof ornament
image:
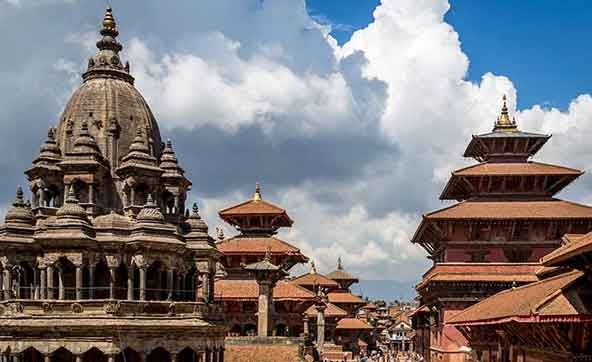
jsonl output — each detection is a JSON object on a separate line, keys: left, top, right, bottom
{"left": 253, "top": 182, "right": 262, "bottom": 202}
{"left": 493, "top": 95, "right": 518, "bottom": 132}
{"left": 310, "top": 261, "right": 317, "bottom": 274}
{"left": 101, "top": 7, "right": 118, "bottom": 36}
{"left": 337, "top": 256, "right": 343, "bottom": 270}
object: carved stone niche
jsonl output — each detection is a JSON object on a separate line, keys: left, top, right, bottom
{"left": 71, "top": 303, "right": 84, "bottom": 314}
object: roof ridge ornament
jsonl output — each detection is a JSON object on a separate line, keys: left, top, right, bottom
{"left": 310, "top": 261, "right": 317, "bottom": 274}
{"left": 337, "top": 256, "right": 343, "bottom": 270}
{"left": 253, "top": 182, "right": 262, "bottom": 202}
{"left": 493, "top": 95, "right": 518, "bottom": 132}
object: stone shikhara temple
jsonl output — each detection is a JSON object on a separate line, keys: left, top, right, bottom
{"left": 0, "top": 8, "right": 226, "bottom": 362}
{"left": 410, "top": 97, "right": 592, "bottom": 362}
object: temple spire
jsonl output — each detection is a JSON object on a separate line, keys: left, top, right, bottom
{"left": 493, "top": 95, "right": 518, "bottom": 132}
{"left": 253, "top": 182, "right": 262, "bottom": 202}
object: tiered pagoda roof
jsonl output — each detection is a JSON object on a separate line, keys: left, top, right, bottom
{"left": 217, "top": 184, "right": 308, "bottom": 275}
{"left": 412, "top": 96, "right": 592, "bottom": 254}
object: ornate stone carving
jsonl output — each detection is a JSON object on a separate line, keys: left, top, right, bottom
{"left": 42, "top": 302, "right": 53, "bottom": 314}
{"left": 7, "top": 302, "right": 24, "bottom": 315}
{"left": 105, "top": 255, "right": 122, "bottom": 269}
{"left": 168, "top": 303, "right": 176, "bottom": 316}
{"left": 71, "top": 303, "right": 83, "bottom": 314}
{"left": 103, "top": 301, "right": 121, "bottom": 315}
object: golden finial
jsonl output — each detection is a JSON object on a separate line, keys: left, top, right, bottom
{"left": 337, "top": 256, "right": 343, "bottom": 270}
{"left": 493, "top": 94, "right": 518, "bottom": 132}
{"left": 102, "top": 7, "right": 117, "bottom": 32}
{"left": 253, "top": 182, "right": 262, "bottom": 202}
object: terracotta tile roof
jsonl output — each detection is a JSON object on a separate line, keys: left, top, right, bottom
{"left": 452, "top": 162, "right": 582, "bottom": 176}
{"left": 217, "top": 236, "right": 306, "bottom": 257}
{"left": 220, "top": 198, "right": 287, "bottom": 215}
{"left": 305, "top": 303, "right": 348, "bottom": 318}
{"left": 214, "top": 279, "right": 316, "bottom": 301}
{"left": 541, "top": 232, "right": 592, "bottom": 267}
{"left": 424, "top": 199, "right": 592, "bottom": 220}
{"left": 291, "top": 272, "right": 339, "bottom": 288}
{"left": 225, "top": 344, "right": 301, "bottom": 362}
{"left": 327, "top": 291, "right": 366, "bottom": 305}
{"left": 335, "top": 318, "right": 373, "bottom": 330}
{"left": 448, "top": 270, "right": 586, "bottom": 325}
{"left": 326, "top": 269, "right": 358, "bottom": 282}
{"left": 417, "top": 263, "right": 540, "bottom": 289}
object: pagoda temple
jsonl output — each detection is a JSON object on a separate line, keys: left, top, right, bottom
{"left": 214, "top": 184, "right": 316, "bottom": 337}
{"left": 0, "top": 8, "right": 226, "bottom": 362}
{"left": 410, "top": 96, "right": 592, "bottom": 362}
{"left": 449, "top": 231, "right": 592, "bottom": 361}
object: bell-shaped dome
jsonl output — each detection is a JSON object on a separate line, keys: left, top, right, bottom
{"left": 55, "top": 7, "right": 162, "bottom": 170}
{"left": 5, "top": 187, "right": 34, "bottom": 226}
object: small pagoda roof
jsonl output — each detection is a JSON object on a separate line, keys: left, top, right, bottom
{"left": 304, "top": 303, "right": 348, "bottom": 318}
{"left": 463, "top": 96, "right": 551, "bottom": 160}
{"left": 327, "top": 257, "right": 359, "bottom": 282}
{"left": 218, "top": 183, "right": 293, "bottom": 227}
{"left": 335, "top": 318, "right": 373, "bottom": 330}
{"left": 327, "top": 291, "right": 366, "bottom": 305}
{"left": 448, "top": 270, "right": 587, "bottom": 326}
{"left": 243, "top": 251, "right": 282, "bottom": 272}
{"left": 541, "top": 232, "right": 592, "bottom": 267}
{"left": 217, "top": 235, "right": 307, "bottom": 259}
{"left": 214, "top": 279, "right": 316, "bottom": 301}
{"left": 292, "top": 267, "right": 340, "bottom": 289}
{"left": 408, "top": 305, "right": 430, "bottom": 317}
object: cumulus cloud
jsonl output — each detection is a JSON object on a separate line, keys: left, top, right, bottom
{"left": 2, "top": 0, "right": 592, "bottom": 289}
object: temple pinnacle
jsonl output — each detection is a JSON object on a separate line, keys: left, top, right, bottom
{"left": 101, "top": 7, "right": 118, "bottom": 36}
{"left": 253, "top": 182, "right": 262, "bottom": 202}
{"left": 493, "top": 94, "right": 518, "bottom": 132}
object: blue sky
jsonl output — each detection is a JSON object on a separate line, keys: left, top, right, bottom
{"left": 3, "top": 0, "right": 592, "bottom": 301}
{"left": 308, "top": 0, "right": 592, "bottom": 110}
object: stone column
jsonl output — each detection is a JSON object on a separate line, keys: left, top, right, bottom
{"left": 205, "top": 349, "right": 211, "bottom": 362}
{"left": 75, "top": 355, "right": 82, "bottom": 362}
{"left": 75, "top": 263, "right": 83, "bottom": 300}
{"left": 107, "top": 354, "right": 116, "bottom": 362}
{"left": 127, "top": 266, "right": 134, "bottom": 301}
{"left": 39, "top": 266, "right": 47, "bottom": 299}
{"left": 88, "top": 183, "right": 95, "bottom": 204}
{"left": 109, "top": 266, "right": 116, "bottom": 299}
{"left": 174, "top": 273, "right": 182, "bottom": 301}
{"left": 46, "top": 265, "right": 54, "bottom": 300}
{"left": 218, "top": 348, "right": 224, "bottom": 362}
{"left": 88, "top": 263, "right": 96, "bottom": 299}
{"left": 33, "top": 267, "right": 39, "bottom": 300}
{"left": 44, "top": 354, "right": 51, "bottom": 362}
{"left": 316, "top": 304, "right": 327, "bottom": 354}
{"left": 58, "top": 266, "right": 65, "bottom": 300}
{"left": 202, "top": 271, "right": 211, "bottom": 303}
{"left": 303, "top": 314, "right": 310, "bottom": 336}
{"left": 257, "top": 279, "right": 273, "bottom": 337}
{"left": 139, "top": 266, "right": 147, "bottom": 301}
{"left": 3, "top": 268, "right": 11, "bottom": 300}
{"left": 130, "top": 187, "right": 136, "bottom": 206}
{"left": 167, "top": 269, "right": 174, "bottom": 301}
{"left": 0, "top": 269, "right": 3, "bottom": 301}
